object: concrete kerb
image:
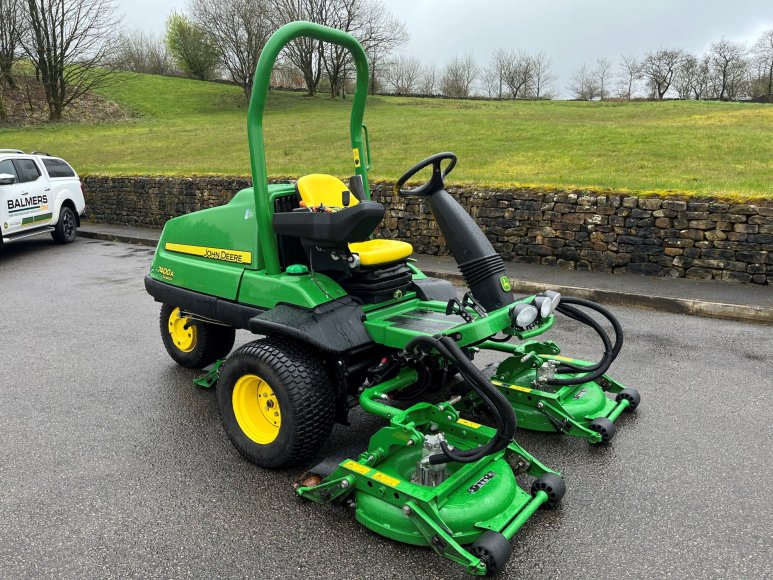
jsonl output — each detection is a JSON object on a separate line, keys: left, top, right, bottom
{"left": 423, "top": 269, "right": 772, "bottom": 325}
{"left": 78, "top": 228, "right": 772, "bottom": 325}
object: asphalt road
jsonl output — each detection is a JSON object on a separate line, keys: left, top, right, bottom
{"left": 1, "top": 237, "right": 771, "bottom": 580}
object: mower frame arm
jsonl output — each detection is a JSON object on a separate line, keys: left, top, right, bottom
{"left": 247, "top": 21, "right": 371, "bottom": 275}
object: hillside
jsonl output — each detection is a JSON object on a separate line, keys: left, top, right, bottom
{"left": 2, "top": 71, "right": 771, "bottom": 198}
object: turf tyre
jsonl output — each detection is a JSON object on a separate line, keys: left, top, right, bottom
{"left": 217, "top": 337, "right": 335, "bottom": 469}
{"left": 159, "top": 303, "right": 235, "bottom": 368}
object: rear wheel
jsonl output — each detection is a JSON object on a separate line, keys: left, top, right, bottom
{"left": 51, "top": 206, "right": 77, "bottom": 243}
{"left": 217, "top": 337, "right": 335, "bottom": 469}
{"left": 159, "top": 304, "right": 235, "bottom": 368}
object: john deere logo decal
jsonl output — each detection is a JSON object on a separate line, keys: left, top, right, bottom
{"left": 499, "top": 276, "right": 511, "bottom": 292}
{"left": 165, "top": 242, "right": 252, "bottom": 264}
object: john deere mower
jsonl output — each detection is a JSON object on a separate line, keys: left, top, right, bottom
{"left": 145, "top": 22, "right": 639, "bottom": 575}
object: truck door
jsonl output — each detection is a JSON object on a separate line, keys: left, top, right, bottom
{"left": 9, "top": 158, "right": 51, "bottom": 232}
{"left": 0, "top": 158, "right": 28, "bottom": 237}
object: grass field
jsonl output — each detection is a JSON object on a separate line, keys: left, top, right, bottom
{"left": 2, "top": 72, "right": 772, "bottom": 198}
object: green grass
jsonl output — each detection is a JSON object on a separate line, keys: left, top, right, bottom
{"left": 2, "top": 71, "right": 772, "bottom": 198}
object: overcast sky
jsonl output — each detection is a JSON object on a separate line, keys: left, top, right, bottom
{"left": 117, "top": 0, "right": 772, "bottom": 97}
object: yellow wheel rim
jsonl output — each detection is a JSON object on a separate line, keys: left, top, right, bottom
{"left": 168, "top": 307, "right": 197, "bottom": 353}
{"left": 232, "top": 374, "right": 281, "bottom": 444}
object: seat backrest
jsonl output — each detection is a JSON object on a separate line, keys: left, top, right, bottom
{"left": 297, "top": 174, "right": 359, "bottom": 208}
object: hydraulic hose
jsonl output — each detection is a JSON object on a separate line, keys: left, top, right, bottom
{"left": 404, "top": 334, "right": 516, "bottom": 465}
{"left": 554, "top": 304, "right": 612, "bottom": 372}
{"left": 544, "top": 297, "right": 624, "bottom": 386}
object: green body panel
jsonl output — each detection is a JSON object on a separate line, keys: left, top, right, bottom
{"left": 149, "top": 183, "right": 345, "bottom": 308}
{"left": 237, "top": 268, "right": 346, "bottom": 309}
{"left": 150, "top": 187, "right": 261, "bottom": 299}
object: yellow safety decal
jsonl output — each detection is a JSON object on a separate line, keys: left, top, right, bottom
{"left": 342, "top": 460, "right": 371, "bottom": 475}
{"left": 457, "top": 418, "right": 482, "bottom": 429}
{"left": 493, "top": 379, "right": 532, "bottom": 393}
{"left": 352, "top": 148, "right": 361, "bottom": 167}
{"left": 165, "top": 243, "right": 252, "bottom": 264}
{"left": 371, "top": 472, "right": 401, "bottom": 487}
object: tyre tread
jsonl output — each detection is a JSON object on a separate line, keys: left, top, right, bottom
{"left": 219, "top": 337, "right": 334, "bottom": 468}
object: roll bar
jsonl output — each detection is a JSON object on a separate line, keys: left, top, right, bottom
{"left": 247, "top": 21, "right": 371, "bottom": 275}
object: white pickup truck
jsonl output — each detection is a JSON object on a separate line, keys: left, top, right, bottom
{"left": 0, "top": 149, "right": 86, "bottom": 246}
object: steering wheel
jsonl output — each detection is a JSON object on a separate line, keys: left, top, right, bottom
{"left": 394, "top": 152, "right": 457, "bottom": 197}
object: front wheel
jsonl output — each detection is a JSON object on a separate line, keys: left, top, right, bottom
{"left": 51, "top": 206, "right": 77, "bottom": 243}
{"left": 159, "top": 304, "right": 235, "bottom": 368}
{"left": 217, "top": 338, "right": 335, "bottom": 469}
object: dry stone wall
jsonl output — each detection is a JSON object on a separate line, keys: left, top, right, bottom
{"left": 83, "top": 176, "right": 772, "bottom": 285}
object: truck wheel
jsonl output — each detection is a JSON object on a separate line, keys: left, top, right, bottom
{"left": 160, "top": 304, "right": 235, "bottom": 368}
{"left": 51, "top": 206, "right": 77, "bottom": 243}
{"left": 217, "top": 338, "right": 335, "bottom": 469}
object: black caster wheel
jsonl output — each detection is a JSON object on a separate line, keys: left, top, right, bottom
{"left": 589, "top": 417, "right": 617, "bottom": 445}
{"left": 615, "top": 388, "right": 640, "bottom": 412}
{"left": 471, "top": 530, "right": 512, "bottom": 576}
{"left": 531, "top": 473, "right": 566, "bottom": 509}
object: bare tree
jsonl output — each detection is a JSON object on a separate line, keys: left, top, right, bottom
{"left": 642, "top": 48, "right": 684, "bottom": 99}
{"left": 594, "top": 57, "right": 612, "bottom": 100}
{"left": 708, "top": 38, "right": 748, "bottom": 100}
{"left": 0, "top": 0, "right": 23, "bottom": 88}
{"left": 271, "top": 56, "right": 305, "bottom": 88}
{"left": 189, "top": 0, "right": 273, "bottom": 100}
{"left": 20, "top": 0, "right": 120, "bottom": 121}
{"left": 569, "top": 63, "right": 598, "bottom": 100}
{"left": 417, "top": 62, "right": 437, "bottom": 95}
{"left": 618, "top": 54, "right": 642, "bottom": 99}
{"left": 384, "top": 55, "right": 420, "bottom": 94}
{"left": 480, "top": 62, "right": 499, "bottom": 98}
{"left": 502, "top": 50, "right": 533, "bottom": 99}
{"left": 112, "top": 29, "right": 174, "bottom": 75}
{"left": 319, "top": 0, "right": 359, "bottom": 97}
{"left": 273, "top": 0, "right": 326, "bottom": 95}
{"left": 692, "top": 55, "right": 711, "bottom": 100}
{"left": 673, "top": 53, "right": 699, "bottom": 99}
{"left": 358, "top": 0, "right": 407, "bottom": 95}
{"left": 486, "top": 48, "right": 510, "bottom": 98}
{"left": 752, "top": 29, "right": 773, "bottom": 102}
{"left": 440, "top": 53, "right": 477, "bottom": 98}
{"left": 531, "top": 51, "right": 555, "bottom": 99}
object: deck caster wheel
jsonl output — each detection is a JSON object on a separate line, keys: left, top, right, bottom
{"left": 588, "top": 417, "right": 616, "bottom": 445}
{"left": 531, "top": 473, "right": 566, "bottom": 509}
{"left": 615, "top": 388, "right": 640, "bottom": 412}
{"left": 471, "top": 530, "right": 512, "bottom": 575}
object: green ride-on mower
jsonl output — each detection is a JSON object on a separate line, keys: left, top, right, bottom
{"left": 145, "top": 21, "right": 639, "bottom": 576}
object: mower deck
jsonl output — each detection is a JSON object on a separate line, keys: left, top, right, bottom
{"left": 297, "top": 368, "right": 561, "bottom": 575}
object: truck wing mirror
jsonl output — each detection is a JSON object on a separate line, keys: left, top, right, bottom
{"left": 0, "top": 173, "right": 16, "bottom": 185}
